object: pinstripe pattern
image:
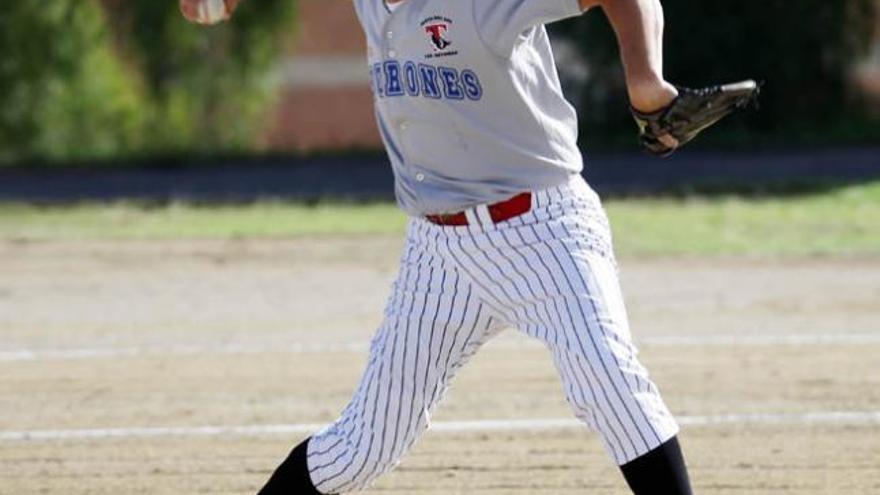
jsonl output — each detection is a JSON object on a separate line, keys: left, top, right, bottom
{"left": 306, "top": 175, "right": 678, "bottom": 493}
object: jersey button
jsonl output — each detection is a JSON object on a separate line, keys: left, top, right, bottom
{"left": 386, "top": 31, "right": 394, "bottom": 39}
{"left": 415, "top": 173, "right": 425, "bottom": 182}
{"left": 388, "top": 50, "right": 397, "bottom": 58}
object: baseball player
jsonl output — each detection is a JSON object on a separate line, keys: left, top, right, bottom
{"left": 182, "top": 0, "right": 757, "bottom": 493}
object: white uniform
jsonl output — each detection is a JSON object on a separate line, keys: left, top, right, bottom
{"left": 305, "top": 0, "right": 680, "bottom": 492}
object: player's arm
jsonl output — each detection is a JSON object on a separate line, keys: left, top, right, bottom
{"left": 577, "top": 0, "right": 759, "bottom": 157}
{"left": 578, "top": 0, "right": 678, "bottom": 114}
{"left": 180, "top": 0, "right": 243, "bottom": 25}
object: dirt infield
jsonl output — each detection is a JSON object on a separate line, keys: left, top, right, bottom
{"left": 1, "top": 238, "right": 878, "bottom": 494}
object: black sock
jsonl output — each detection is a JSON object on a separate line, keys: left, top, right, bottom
{"left": 258, "top": 437, "right": 324, "bottom": 495}
{"left": 620, "top": 436, "right": 693, "bottom": 495}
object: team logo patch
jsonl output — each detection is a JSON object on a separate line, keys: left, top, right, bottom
{"left": 425, "top": 23, "right": 451, "bottom": 50}
{"left": 420, "top": 16, "right": 458, "bottom": 58}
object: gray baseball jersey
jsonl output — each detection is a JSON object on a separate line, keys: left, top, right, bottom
{"left": 354, "top": 0, "right": 585, "bottom": 215}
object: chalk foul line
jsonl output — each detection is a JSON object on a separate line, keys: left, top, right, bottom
{"left": 2, "top": 333, "right": 879, "bottom": 362}
{"left": 2, "top": 411, "right": 878, "bottom": 442}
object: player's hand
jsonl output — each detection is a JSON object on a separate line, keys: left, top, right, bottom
{"left": 180, "top": 0, "right": 242, "bottom": 25}
{"left": 630, "top": 80, "right": 760, "bottom": 157}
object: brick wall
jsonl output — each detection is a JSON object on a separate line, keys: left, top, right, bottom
{"left": 264, "top": 0, "right": 382, "bottom": 151}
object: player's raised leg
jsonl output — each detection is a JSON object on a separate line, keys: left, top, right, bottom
{"left": 258, "top": 221, "right": 506, "bottom": 494}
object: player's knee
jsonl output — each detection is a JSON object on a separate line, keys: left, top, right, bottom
{"left": 563, "top": 394, "right": 602, "bottom": 431}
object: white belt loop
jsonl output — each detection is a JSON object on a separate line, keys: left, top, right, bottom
{"left": 533, "top": 187, "right": 547, "bottom": 209}
{"left": 464, "top": 208, "right": 483, "bottom": 232}
{"left": 475, "top": 204, "right": 495, "bottom": 231}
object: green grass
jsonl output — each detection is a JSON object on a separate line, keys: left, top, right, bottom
{"left": 0, "top": 202, "right": 408, "bottom": 239}
{"left": 606, "top": 183, "right": 880, "bottom": 256}
{"left": 1, "top": 182, "right": 878, "bottom": 256}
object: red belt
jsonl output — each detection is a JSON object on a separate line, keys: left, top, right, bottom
{"left": 425, "top": 192, "right": 532, "bottom": 227}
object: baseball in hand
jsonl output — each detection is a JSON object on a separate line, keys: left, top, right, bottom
{"left": 180, "top": 0, "right": 240, "bottom": 25}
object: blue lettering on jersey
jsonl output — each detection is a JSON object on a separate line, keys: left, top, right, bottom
{"left": 384, "top": 61, "right": 404, "bottom": 96}
{"left": 461, "top": 69, "right": 483, "bottom": 101}
{"left": 403, "top": 62, "right": 420, "bottom": 97}
{"left": 419, "top": 64, "right": 442, "bottom": 99}
{"left": 438, "top": 67, "right": 464, "bottom": 100}
{"left": 372, "top": 63, "right": 384, "bottom": 97}
{"left": 373, "top": 60, "right": 483, "bottom": 102}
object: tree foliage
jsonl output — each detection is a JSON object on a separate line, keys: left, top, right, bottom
{"left": 0, "top": 1, "right": 144, "bottom": 163}
{"left": 551, "top": 0, "right": 879, "bottom": 146}
{"left": 101, "top": 0, "right": 296, "bottom": 153}
{"left": 0, "top": 0, "right": 296, "bottom": 165}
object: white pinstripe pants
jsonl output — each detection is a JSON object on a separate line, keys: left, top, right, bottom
{"left": 307, "top": 176, "right": 679, "bottom": 493}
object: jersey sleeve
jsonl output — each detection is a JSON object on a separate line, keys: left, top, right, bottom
{"left": 474, "top": 0, "right": 584, "bottom": 56}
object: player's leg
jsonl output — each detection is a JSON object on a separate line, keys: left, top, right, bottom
{"left": 535, "top": 248, "right": 692, "bottom": 494}
{"left": 458, "top": 177, "right": 692, "bottom": 493}
{"left": 258, "top": 221, "right": 506, "bottom": 495}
